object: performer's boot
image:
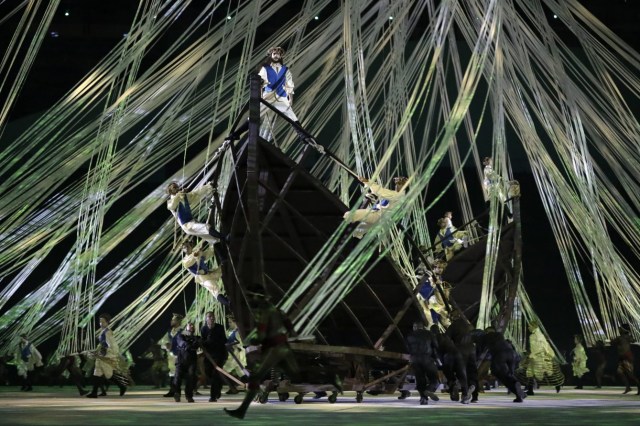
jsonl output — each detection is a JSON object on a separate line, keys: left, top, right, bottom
{"left": 419, "top": 391, "right": 428, "bottom": 405}
{"left": 555, "top": 385, "right": 561, "bottom": 393}
{"left": 397, "top": 390, "right": 410, "bottom": 400}
{"left": 225, "top": 383, "right": 240, "bottom": 395}
{"left": 526, "top": 381, "right": 535, "bottom": 396}
{"left": 574, "top": 376, "right": 583, "bottom": 389}
{"left": 76, "top": 383, "right": 89, "bottom": 396}
{"left": 174, "top": 388, "right": 181, "bottom": 403}
{"left": 461, "top": 385, "right": 475, "bottom": 404}
{"left": 216, "top": 294, "right": 230, "bottom": 306}
{"left": 449, "top": 382, "right": 460, "bottom": 401}
{"left": 163, "top": 381, "right": 176, "bottom": 397}
{"left": 227, "top": 121, "right": 249, "bottom": 141}
{"left": 86, "top": 376, "right": 101, "bottom": 398}
{"left": 512, "top": 381, "right": 525, "bottom": 403}
{"left": 112, "top": 374, "right": 127, "bottom": 396}
{"left": 223, "top": 388, "right": 259, "bottom": 419}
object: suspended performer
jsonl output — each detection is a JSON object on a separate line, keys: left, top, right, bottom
{"left": 86, "top": 313, "right": 128, "bottom": 398}
{"left": 227, "top": 46, "right": 309, "bottom": 144}
{"left": 166, "top": 181, "right": 228, "bottom": 256}
{"left": 433, "top": 216, "right": 465, "bottom": 261}
{"left": 343, "top": 176, "right": 408, "bottom": 239}
{"left": 181, "top": 240, "right": 229, "bottom": 305}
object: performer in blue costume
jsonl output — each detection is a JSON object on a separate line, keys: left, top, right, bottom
{"left": 228, "top": 46, "right": 309, "bottom": 144}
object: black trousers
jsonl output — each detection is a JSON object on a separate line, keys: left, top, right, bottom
{"left": 411, "top": 356, "right": 439, "bottom": 395}
{"left": 491, "top": 352, "right": 522, "bottom": 396}
{"left": 204, "top": 356, "right": 227, "bottom": 399}
{"left": 174, "top": 361, "right": 197, "bottom": 398}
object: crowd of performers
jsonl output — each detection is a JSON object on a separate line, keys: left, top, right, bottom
{"left": 6, "top": 315, "right": 640, "bottom": 414}
{"left": 5, "top": 46, "right": 640, "bottom": 422}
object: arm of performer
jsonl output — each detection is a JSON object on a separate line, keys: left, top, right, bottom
{"left": 359, "top": 177, "right": 404, "bottom": 202}
{"left": 285, "top": 68, "right": 294, "bottom": 104}
{"left": 186, "top": 182, "right": 214, "bottom": 205}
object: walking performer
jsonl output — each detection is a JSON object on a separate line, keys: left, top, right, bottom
{"left": 161, "top": 313, "right": 184, "bottom": 398}
{"left": 201, "top": 311, "right": 229, "bottom": 402}
{"left": 181, "top": 240, "right": 229, "bottom": 305}
{"left": 475, "top": 327, "right": 526, "bottom": 402}
{"left": 571, "top": 334, "right": 589, "bottom": 389}
{"left": 17, "top": 334, "right": 43, "bottom": 391}
{"left": 406, "top": 321, "right": 441, "bottom": 405}
{"left": 223, "top": 315, "right": 248, "bottom": 394}
{"left": 173, "top": 322, "right": 201, "bottom": 403}
{"left": 520, "top": 321, "right": 564, "bottom": 395}
{"left": 224, "top": 293, "right": 300, "bottom": 419}
{"left": 343, "top": 176, "right": 409, "bottom": 239}
{"left": 86, "top": 313, "right": 128, "bottom": 398}
{"left": 611, "top": 323, "right": 640, "bottom": 394}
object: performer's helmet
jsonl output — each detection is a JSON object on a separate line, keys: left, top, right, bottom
{"left": 172, "top": 313, "right": 184, "bottom": 322}
{"left": 267, "top": 46, "right": 285, "bottom": 57}
{"left": 99, "top": 313, "right": 112, "bottom": 323}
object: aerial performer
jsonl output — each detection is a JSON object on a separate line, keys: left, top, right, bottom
{"left": 181, "top": 240, "right": 229, "bottom": 305}
{"left": 85, "top": 313, "right": 128, "bottom": 398}
{"left": 343, "top": 176, "right": 409, "bottom": 239}
{"left": 166, "top": 181, "right": 228, "bottom": 260}
{"left": 227, "top": 46, "right": 309, "bottom": 144}
{"left": 482, "top": 156, "right": 516, "bottom": 221}
{"left": 433, "top": 214, "right": 466, "bottom": 261}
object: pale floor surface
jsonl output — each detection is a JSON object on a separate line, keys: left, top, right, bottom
{"left": 0, "top": 386, "right": 639, "bottom": 425}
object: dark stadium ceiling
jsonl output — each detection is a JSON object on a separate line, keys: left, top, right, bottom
{"left": 0, "top": 0, "right": 638, "bottom": 120}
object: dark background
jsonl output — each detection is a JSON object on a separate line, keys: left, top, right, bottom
{"left": 0, "top": 0, "right": 638, "bottom": 360}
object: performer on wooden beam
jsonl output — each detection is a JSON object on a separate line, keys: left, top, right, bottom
{"left": 227, "top": 46, "right": 309, "bottom": 145}
{"left": 343, "top": 176, "right": 408, "bottom": 239}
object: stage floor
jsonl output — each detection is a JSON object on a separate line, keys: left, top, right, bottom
{"left": 1, "top": 386, "right": 638, "bottom": 425}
